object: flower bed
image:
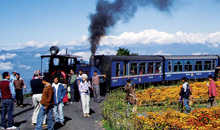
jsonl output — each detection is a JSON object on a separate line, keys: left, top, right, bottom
{"left": 136, "top": 81, "right": 220, "bottom": 105}
{"left": 135, "top": 107, "right": 220, "bottom": 129}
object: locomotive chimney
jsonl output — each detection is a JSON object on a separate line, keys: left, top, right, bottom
{"left": 90, "top": 55, "right": 95, "bottom": 67}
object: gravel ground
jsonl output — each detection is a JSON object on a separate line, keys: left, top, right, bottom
{"left": 0, "top": 96, "right": 105, "bottom": 130}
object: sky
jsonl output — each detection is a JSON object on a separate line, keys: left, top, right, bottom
{"left": 0, "top": 0, "right": 220, "bottom": 72}
{"left": 1, "top": 0, "right": 220, "bottom": 48}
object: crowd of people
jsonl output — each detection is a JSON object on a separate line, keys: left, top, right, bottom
{"left": 0, "top": 71, "right": 26, "bottom": 129}
{"left": 0, "top": 69, "right": 218, "bottom": 129}
{"left": 0, "top": 69, "right": 105, "bottom": 129}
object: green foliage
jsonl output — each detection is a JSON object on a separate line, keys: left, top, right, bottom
{"left": 100, "top": 89, "right": 137, "bottom": 129}
{"left": 23, "top": 94, "right": 32, "bottom": 99}
{"left": 116, "top": 47, "right": 138, "bottom": 56}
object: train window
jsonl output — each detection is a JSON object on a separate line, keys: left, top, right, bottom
{"left": 173, "top": 61, "right": 183, "bottom": 72}
{"left": 184, "top": 61, "right": 193, "bottom": 71}
{"left": 53, "top": 58, "right": 59, "bottom": 66}
{"left": 213, "top": 60, "right": 216, "bottom": 70}
{"left": 194, "top": 61, "right": 202, "bottom": 71}
{"left": 156, "top": 62, "right": 162, "bottom": 73}
{"left": 204, "top": 61, "right": 211, "bottom": 70}
{"left": 139, "top": 62, "right": 146, "bottom": 74}
{"left": 148, "top": 62, "right": 154, "bottom": 74}
{"left": 168, "top": 61, "right": 172, "bottom": 72}
{"left": 116, "top": 63, "right": 120, "bottom": 77}
{"left": 68, "top": 58, "right": 75, "bottom": 66}
{"left": 130, "top": 63, "right": 138, "bottom": 75}
{"left": 123, "top": 63, "right": 128, "bottom": 76}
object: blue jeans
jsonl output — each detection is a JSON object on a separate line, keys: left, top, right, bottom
{"left": 183, "top": 98, "right": 190, "bottom": 114}
{"left": 35, "top": 105, "right": 54, "bottom": 130}
{"left": 53, "top": 102, "right": 64, "bottom": 123}
{"left": 1, "top": 99, "right": 14, "bottom": 128}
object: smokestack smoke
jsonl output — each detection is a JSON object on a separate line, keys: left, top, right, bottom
{"left": 89, "top": 0, "right": 174, "bottom": 55}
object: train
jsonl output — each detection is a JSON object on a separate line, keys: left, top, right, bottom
{"left": 40, "top": 46, "right": 220, "bottom": 92}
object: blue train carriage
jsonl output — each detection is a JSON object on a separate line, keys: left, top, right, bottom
{"left": 162, "top": 55, "right": 219, "bottom": 81}
{"left": 91, "top": 55, "right": 164, "bottom": 90}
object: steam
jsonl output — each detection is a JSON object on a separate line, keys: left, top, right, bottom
{"left": 89, "top": 0, "right": 174, "bottom": 55}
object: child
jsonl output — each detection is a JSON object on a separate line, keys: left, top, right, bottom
{"left": 179, "top": 77, "right": 191, "bottom": 114}
{"left": 52, "top": 77, "right": 66, "bottom": 125}
{"left": 35, "top": 77, "right": 54, "bottom": 130}
{"left": 79, "top": 74, "right": 91, "bottom": 117}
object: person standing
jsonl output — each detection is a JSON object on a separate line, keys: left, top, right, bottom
{"left": 179, "top": 77, "right": 191, "bottom": 114}
{"left": 68, "top": 69, "right": 77, "bottom": 103}
{"left": 77, "top": 69, "right": 83, "bottom": 86}
{"left": 30, "top": 71, "right": 46, "bottom": 126}
{"left": 79, "top": 74, "right": 91, "bottom": 117}
{"left": 77, "top": 69, "right": 83, "bottom": 101}
{"left": 124, "top": 79, "right": 137, "bottom": 117}
{"left": 13, "top": 73, "right": 26, "bottom": 107}
{"left": 0, "top": 72, "right": 17, "bottom": 129}
{"left": 92, "top": 71, "right": 106, "bottom": 103}
{"left": 52, "top": 77, "right": 66, "bottom": 125}
{"left": 35, "top": 77, "right": 54, "bottom": 130}
{"left": 10, "top": 71, "right": 16, "bottom": 83}
{"left": 207, "top": 75, "right": 218, "bottom": 108}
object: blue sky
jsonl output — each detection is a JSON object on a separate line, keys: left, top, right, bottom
{"left": 1, "top": 0, "right": 220, "bottom": 47}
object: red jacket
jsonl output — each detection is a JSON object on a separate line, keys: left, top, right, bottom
{"left": 209, "top": 79, "right": 218, "bottom": 97}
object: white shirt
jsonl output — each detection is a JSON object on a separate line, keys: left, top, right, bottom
{"left": 52, "top": 83, "right": 60, "bottom": 102}
{"left": 182, "top": 82, "right": 189, "bottom": 92}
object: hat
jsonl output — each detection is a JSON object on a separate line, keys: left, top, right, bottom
{"left": 82, "top": 74, "right": 88, "bottom": 79}
{"left": 126, "top": 79, "right": 131, "bottom": 83}
{"left": 33, "top": 71, "right": 39, "bottom": 76}
{"left": 12, "top": 70, "right": 16, "bottom": 73}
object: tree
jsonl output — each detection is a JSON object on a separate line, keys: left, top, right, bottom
{"left": 116, "top": 47, "right": 130, "bottom": 56}
{"left": 116, "top": 47, "right": 138, "bottom": 56}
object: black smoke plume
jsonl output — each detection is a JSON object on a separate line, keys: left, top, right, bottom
{"left": 89, "top": 0, "right": 174, "bottom": 55}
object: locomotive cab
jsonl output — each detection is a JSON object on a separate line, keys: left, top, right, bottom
{"left": 41, "top": 46, "right": 82, "bottom": 84}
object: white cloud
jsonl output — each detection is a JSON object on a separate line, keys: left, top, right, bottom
{"left": 96, "top": 49, "right": 117, "bottom": 55}
{"left": 154, "top": 50, "right": 170, "bottom": 55}
{"left": 18, "top": 64, "right": 27, "bottom": 68}
{"left": 18, "top": 64, "right": 30, "bottom": 70}
{"left": 0, "top": 62, "right": 13, "bottom": 70}
{"left": 192, "top": 52, "right": 208, "bottom": 55}
{"left": 72, "top": 51, "right": 91, "bottom": 62}
{"left": 14, "top": 35, "right": 89, "bottom": 49}
{"left": 34, "top": 53, "right": 41, "bottom": 57}
{"left": 72, "top": 49, "right": 116, "bottom": 62}
{"left": 100, "top": 29, "right": 220, "bottom": 47}
{"left": 192, "top": 52, "right": 202, "bottom": 55}
{"left": 58, "top": 49, "right": 67, "bottom": 55}
{"left": 25, "top": 66, "right": 30, "bottom": 70}
{"left": 0, "top": 53, "right": 17, "bottom": 60}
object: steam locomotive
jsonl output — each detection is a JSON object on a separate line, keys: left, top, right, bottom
{"left": 41, "top": 46, "right": 220, "bottom": 92}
